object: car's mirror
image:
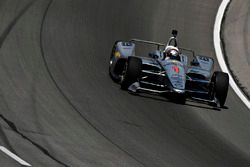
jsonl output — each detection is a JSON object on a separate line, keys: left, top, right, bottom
{"left": 191, "top": 59, "right": 199, "bottom": 66}
{"left": 149, "top": 52, "right": 159, "bottom": 59}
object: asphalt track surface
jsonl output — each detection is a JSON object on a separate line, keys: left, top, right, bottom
{"left": 222, "top": 0, "right": 250, "bottom": 99}
{"left": 0, "top": 0, "right": 250, "bottom": 167}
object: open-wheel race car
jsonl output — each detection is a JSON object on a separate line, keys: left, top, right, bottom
{"left": 109, "top": 30, "right": 229, "bottom": 107}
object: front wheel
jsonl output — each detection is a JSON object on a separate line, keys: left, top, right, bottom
{"left": 210, "top": 71, "right": 229, "bottom": 107}
{"left": 121, "top": 56, "right": 142, "bottom": 90}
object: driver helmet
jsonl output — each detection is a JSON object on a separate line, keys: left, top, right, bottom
{"left": 163, "top": 46, "right": 180, "bottom": 60}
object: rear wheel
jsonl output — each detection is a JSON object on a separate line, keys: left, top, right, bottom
{"left": 121, "top": 56, "right": 142, "bottom": 90}
{"left": 210, "top": 71, "right": 229, "bottom": 107}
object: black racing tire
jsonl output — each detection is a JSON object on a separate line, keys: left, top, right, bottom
{"left": 211, "top": 71, "right": 229, "bottom": 107}
{"left": 121, "top": 56, "right": 142, "bottom": 90}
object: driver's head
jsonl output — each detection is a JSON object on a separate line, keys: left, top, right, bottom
{"left": 164, "top": 46, "right": 179, "bottom": 59}
{"left": 168, "top": 49, "right": 179, "bottom": 57}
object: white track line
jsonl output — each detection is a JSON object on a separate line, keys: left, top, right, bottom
{"left": 0, "top": 146, "right": 31, "bottom": 166}
{"left": 214, "top": 0, "right": 250, "bottom": 110}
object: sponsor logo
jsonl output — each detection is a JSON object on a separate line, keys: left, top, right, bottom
{"left": 114, "top": 51, "right": 121, "bottom": 58}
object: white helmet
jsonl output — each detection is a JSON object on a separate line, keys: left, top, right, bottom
{"left": 164, "top": 46, "right": 179, "bottom": 59}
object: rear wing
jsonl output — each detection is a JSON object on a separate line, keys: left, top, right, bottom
{"left": 130, "top": 39, "right": 165, "bottom": 50}
{"left": 130, "top": 38, "right": 195, "bottom": 57}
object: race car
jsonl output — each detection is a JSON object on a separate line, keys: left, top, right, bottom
{"left": 109, "top": 30, "right": 229, "bottom": 107}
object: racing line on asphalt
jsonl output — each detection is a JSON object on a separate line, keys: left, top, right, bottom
{"left": 0, "top": 146, "right": 31, "bottom": 166}
{"left": 214, "top": 0, "right": 250, "bottom": 110}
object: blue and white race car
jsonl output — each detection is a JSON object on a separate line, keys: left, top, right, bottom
{"left": 109, "top": 30, "right": 229, "bottom": 107}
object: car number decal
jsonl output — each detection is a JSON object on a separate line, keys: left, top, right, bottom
{"left": 172, "top": 66, "right": 180, "bottom": 73}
